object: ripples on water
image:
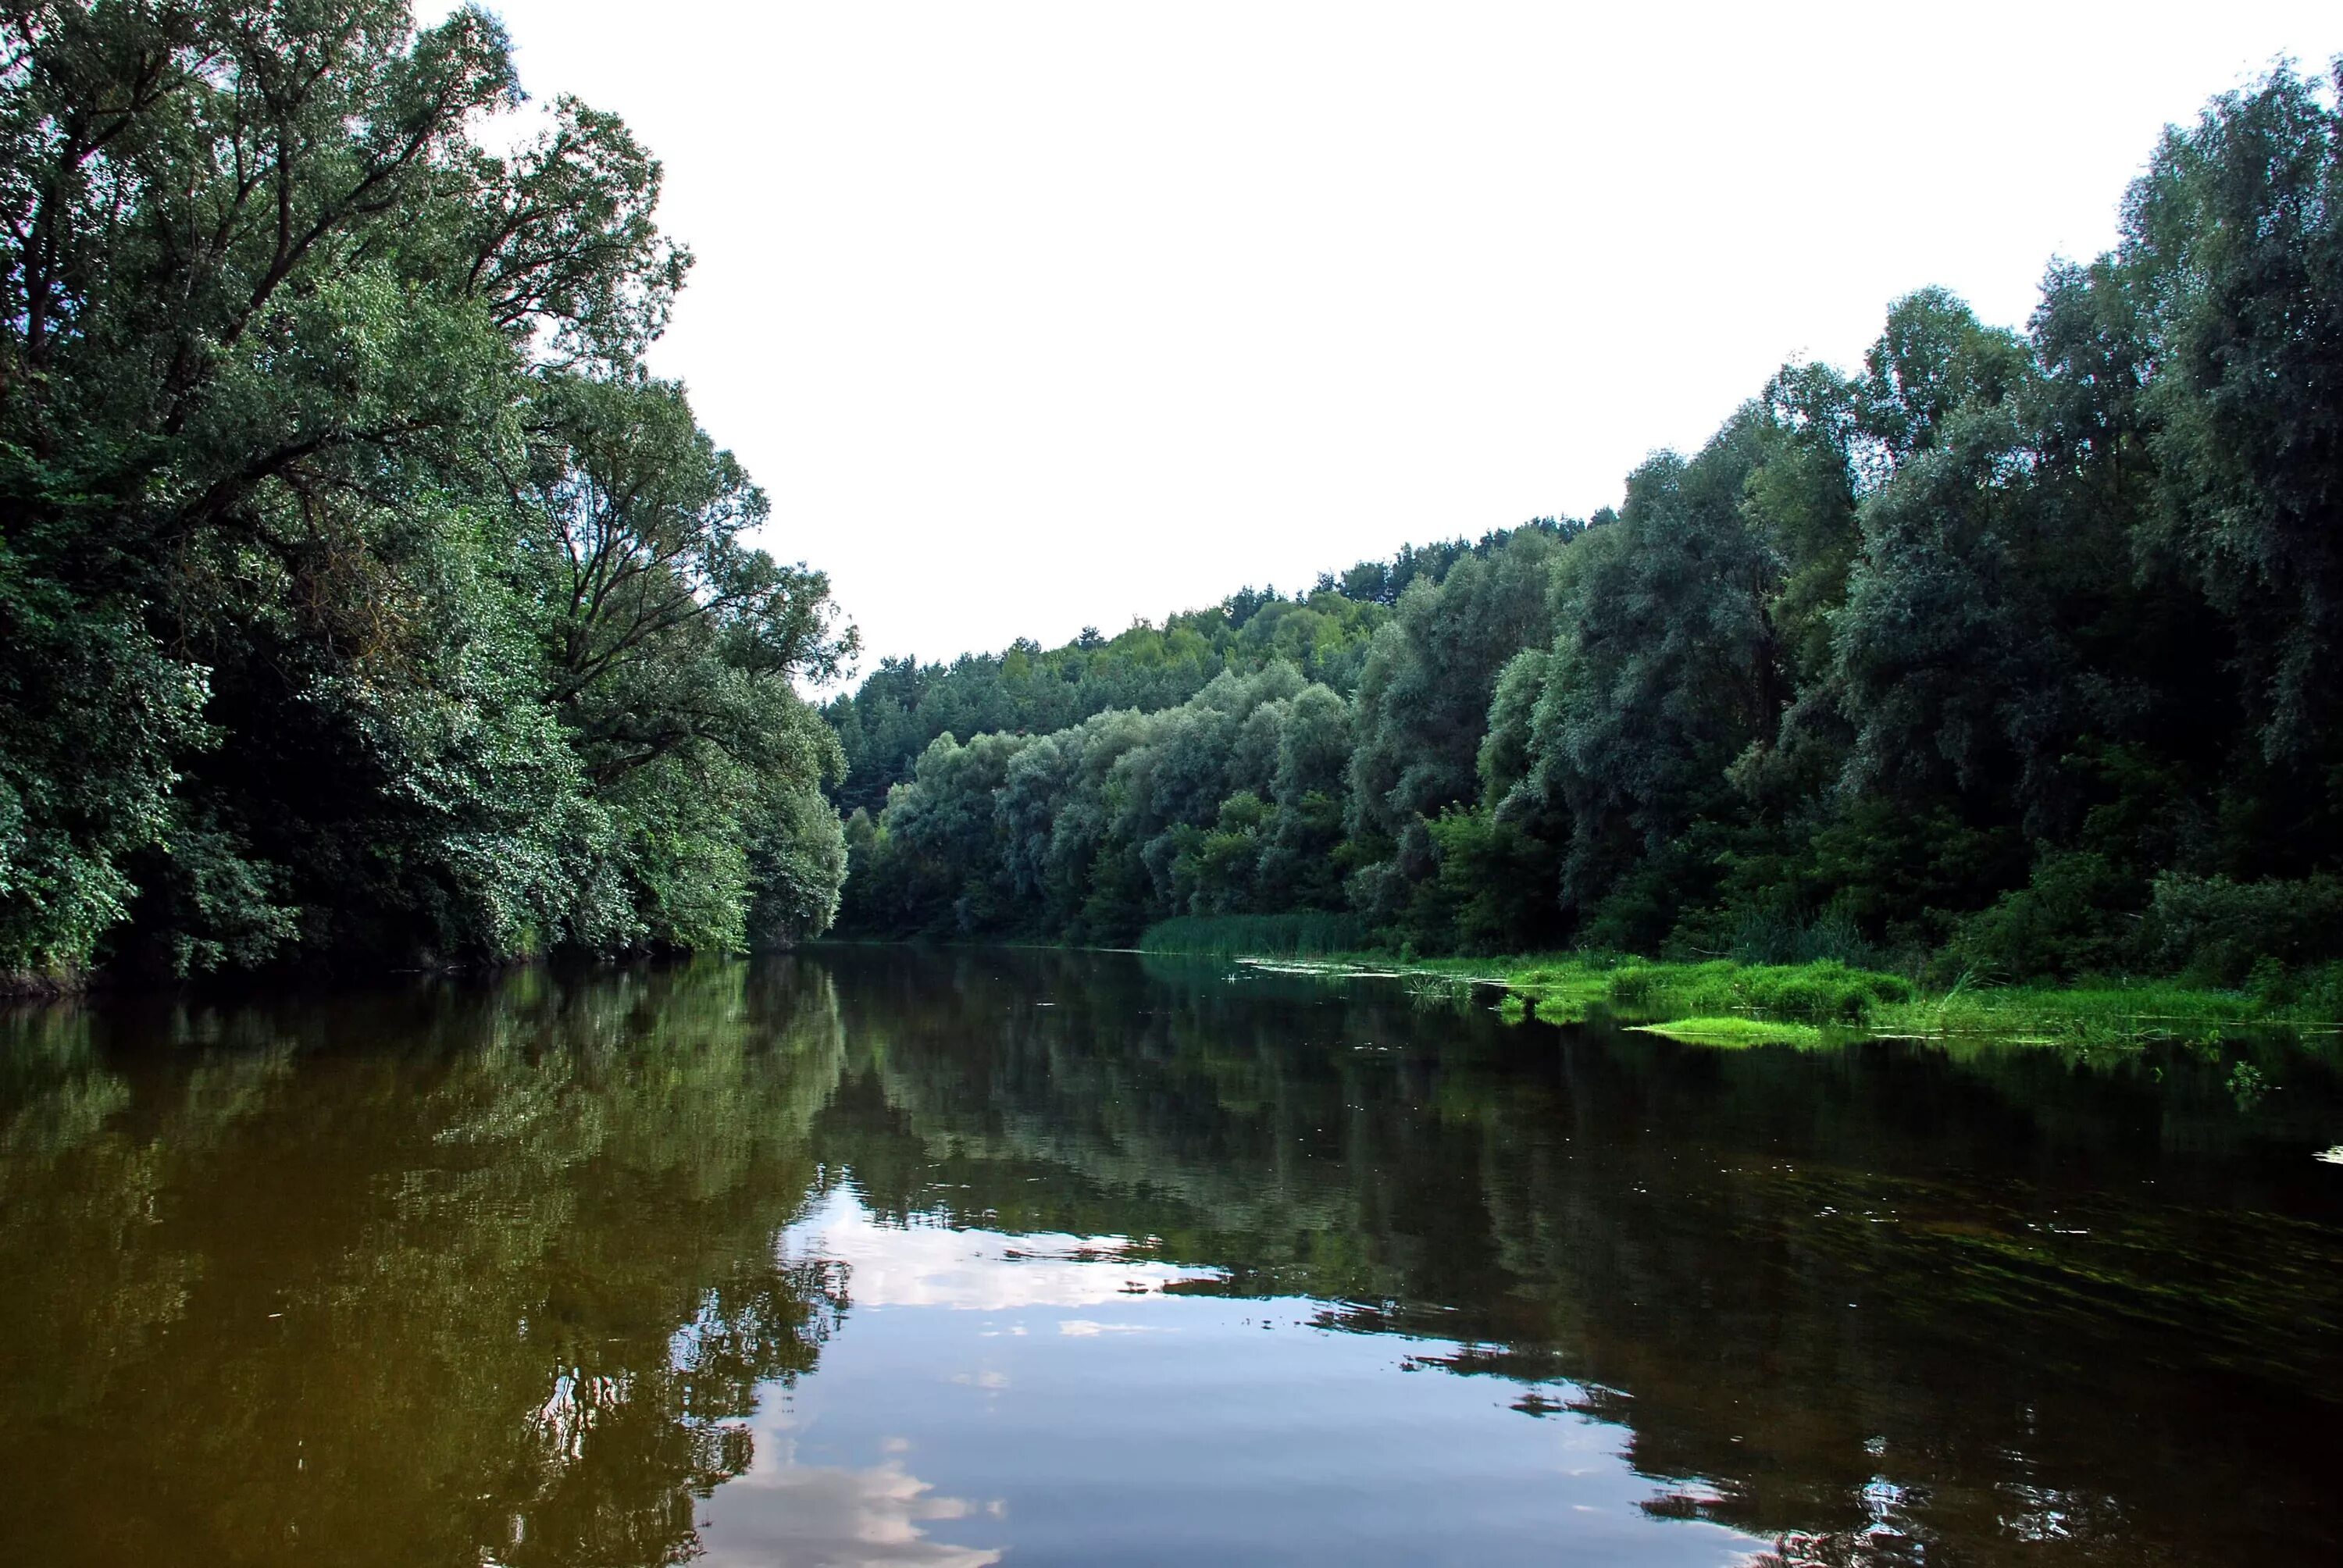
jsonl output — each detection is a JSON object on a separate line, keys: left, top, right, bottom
{"left": 2, "top": 948, "right": 2338, "bottom": 1565}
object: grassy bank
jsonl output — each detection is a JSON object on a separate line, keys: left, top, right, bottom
{"left": 1139, "top": 914, "right": 1366, "bottom": 957}
{"left": 1200, "top": 947, "right": 2343, "bottom": 1048}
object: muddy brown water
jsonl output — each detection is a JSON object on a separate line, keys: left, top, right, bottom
{"left": 3, "top": 947, "right": 2338, "bottom": 1565}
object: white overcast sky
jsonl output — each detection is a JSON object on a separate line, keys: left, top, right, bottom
{"left": 440, "top": 2, "right": 2343, "bottom": 677}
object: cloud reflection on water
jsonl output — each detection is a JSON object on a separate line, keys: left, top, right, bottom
{"left": 702, "top": 1451, "right": 1003, "bottom": 1568}
{"left": 700, "top": 1188, "right": 1222, "bottom": 1567}
{"left": 779, "top": 1188, "right": 1211, "bottom": 1310}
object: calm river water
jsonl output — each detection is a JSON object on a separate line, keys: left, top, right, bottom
{"left": 3, "top": 948, "right": 2340, "bottom": 1565}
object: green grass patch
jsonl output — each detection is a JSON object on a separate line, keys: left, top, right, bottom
{"left": 1867, "top": 979, "right": 2291, "bottom": 1046}
{"left": 1236, "top": 950, "right": 2341, "bottom": 1046}
{"left": 1494, "top": 956, "right": 1910, "bottom": 1028}
{"left": 1629, "top": 1016, "right": 1826, "bottom": 1047}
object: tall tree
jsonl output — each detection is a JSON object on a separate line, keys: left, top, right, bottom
{"left": 0, "top": 2, "right": 850, "bottom": 984}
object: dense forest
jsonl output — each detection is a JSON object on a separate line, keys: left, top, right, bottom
{"left": 8, "top": 6, "right": 2341, "bottom": 996}
{"left": 0, "top": 2, "right": 853, "bottom": 990}
{"left": 836, "top": 60, "right": 2343, "bottom": 986}
{"left": 822, "top": 522, "right": 1564, "bottom": 818}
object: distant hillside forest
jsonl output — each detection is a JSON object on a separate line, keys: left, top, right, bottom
{"left": 833, "top": 62, "right": 2343, "bottom": 985}
{"left": 2, "top": 3, "right": 852, "bottom": 990}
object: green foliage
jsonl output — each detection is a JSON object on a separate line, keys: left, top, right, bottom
{"left": 1728, "top": 960, "right": 1916, "bottom": 1019}
{"left": 2143, "top": 873, "right": 2343, "bottom": 985}
{"left": 822, "top": 582, "right": 1391, "bottom": 818}
{"left": 836, "top": 664, "right": 1357, "bottom": 943}
{"left": 0, "top": 593, "right": 211, "bottom": 983}
{"left": 1945, "top": 851, "right": 2148, "bottom": 983}
{"left": 1525, "top": 430, "right": 1776, "bottom": 921}
{"left": 1569, "top": 957, "right": 1911, "bottom": 1025}
{"left": 1139, "top": 912, "right": 1365, "bottom": 957}
{"left": 0, "top": 2, "right": 849, "bottom": 985}
{"left": 1871, "top": 980, "right": 2281, "bottom": 1046}
{"left": 746, "top": 781, "right": 851, "bottom": 948}
{"left": 1342, "top": 523, "right": 1579, "bottom": 936}
{"left": 819, "top": 521, "right": 1580, "bottom": 819}
{"left": 829, "top": 62, "right": 2343, "bottom": 991}
{"left": 1267, "top": 946, "right": 2340, "bottom": 1041}
{"left": 1428, "top": 807, "right": 1558, "bottom": 950}
{"left": 2126, "top": 65, "right": 2343, "bottom": 763}
{"left": 1347, "top": 523, "right": 1578, "bottom": 842}
{"left": 1631, "top": 1017, "right": 1826, "bottom": 1048}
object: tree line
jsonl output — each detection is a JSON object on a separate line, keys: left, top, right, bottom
{"left": 820, "top": 523, "right": 1559, "bottom": 818}
{"left": 0, "top": 2, "right": 852, "bottom": 990}
{"left": 838, "top": 62, "right": 2343, "bottom": 985}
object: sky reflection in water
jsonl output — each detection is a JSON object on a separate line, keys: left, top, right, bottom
{"left": 706, "top": 1188, "right": 1766, "bottom": 1566}
{"left": 731, "top": 1190, "right": 1771, "bottom": 1556}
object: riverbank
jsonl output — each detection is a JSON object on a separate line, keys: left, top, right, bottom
{"left": 1213, "top": 950, "right": 2343, "bottom": 1048}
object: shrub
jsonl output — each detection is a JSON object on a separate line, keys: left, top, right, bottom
{"left": 1945, "top": 851, "right": 2148, "bottom": 982}
{"left": 1734, "top": 960, "right": 1913, "bottom": 1021}
{"left": 2144, "top": 874, "right": 2343, "bottom": 985}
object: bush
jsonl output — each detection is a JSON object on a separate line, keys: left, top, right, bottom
{"left": 1735, "top": 960, "right": 1913, "bottom": 1021}
{"left": 1675, "top": 896, "right": 1892, "bottom": 970}
{"left": 1945, "top": 851, "right": 2148, "bottom": 982}
{"left": 2144, "top": 873, "right": 2343, "bottom": 985}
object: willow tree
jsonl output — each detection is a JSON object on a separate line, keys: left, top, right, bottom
{"left": 0, "top": 1, "right": 849, "bottom": 983}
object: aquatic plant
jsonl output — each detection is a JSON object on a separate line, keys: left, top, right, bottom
{"left": 1245, "top": 951, "right": 2343, "bottom": 1049}
{"left": 1628, "top": 1017, "right": 1827, "bottom": 1048}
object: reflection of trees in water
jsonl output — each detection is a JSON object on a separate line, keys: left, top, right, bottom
{"left": 0, "top": 960, "right": 854, "bottom": 1567}
{"left": 808, "top": 947, "right": 2343, "bottom": 1566}
{"left": 5, "top": 950, "right": 2339, "bottom": 1566}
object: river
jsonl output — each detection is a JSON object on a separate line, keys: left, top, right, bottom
{"left": 2, "top": 947, "right": 2338, "bottom": 1564}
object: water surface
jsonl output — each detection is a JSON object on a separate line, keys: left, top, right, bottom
{"left": 3, "top": 948, "right": 2339, "bottom": 1564}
